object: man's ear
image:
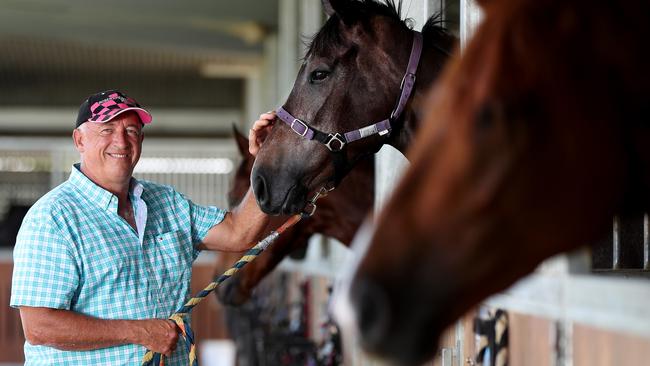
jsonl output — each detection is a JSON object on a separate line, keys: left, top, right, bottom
{"left": 72, "top": 128, "right": 85, "bottom": 153}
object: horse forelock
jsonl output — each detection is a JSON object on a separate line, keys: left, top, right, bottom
{"left": 307, "top": 0, "right": 410, "bottom": 58}
{"left": 307, "top": 0, "right": 454, "bottom": 59}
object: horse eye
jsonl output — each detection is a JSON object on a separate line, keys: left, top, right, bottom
{"left": 475, "top": 103, "right": 495, "bottom": 132}
{"left": 309, "top": 70, "right": 330, "bottom": 83}
{"left": 475, "top": 100, "right": 507, "bottom": 132}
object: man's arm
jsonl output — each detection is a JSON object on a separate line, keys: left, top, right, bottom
{"left": 199, "top": 188, "right": 269, "bottom": 252}
{"left": 19, "top": 306, "right": 179, "bottom": 356}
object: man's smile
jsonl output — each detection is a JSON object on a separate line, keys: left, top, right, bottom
{"left": 106, "top": 152, "right": 130, "bottom": 159}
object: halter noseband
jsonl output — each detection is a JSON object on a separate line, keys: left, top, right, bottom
{"left": 276, "top": 31, "right": 423, "bottom": 186}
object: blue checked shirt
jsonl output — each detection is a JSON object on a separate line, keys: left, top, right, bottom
{"left": 11, "top": 164, "right": 226, "bottom": 365}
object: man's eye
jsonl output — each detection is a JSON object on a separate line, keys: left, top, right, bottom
{"left": 127, "top": 129, "right": 140, "bottom": 135}
{"left": 100, "top": 129, "right": 112, "bottom": 135}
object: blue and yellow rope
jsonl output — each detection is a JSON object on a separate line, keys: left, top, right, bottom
{"left": 141, "top": 213, "right": 303, "bottom": 366}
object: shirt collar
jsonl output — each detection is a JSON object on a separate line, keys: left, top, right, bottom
{"left": 69, "top": 163, "right": 143, "bottom": 212}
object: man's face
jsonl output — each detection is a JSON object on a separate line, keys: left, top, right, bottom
{"left": 73, "top": 112, "right": 144, "bottom": 187}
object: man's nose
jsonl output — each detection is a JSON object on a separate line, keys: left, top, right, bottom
{"left": 112, "top": 129, "right": 129, "bottom": 147}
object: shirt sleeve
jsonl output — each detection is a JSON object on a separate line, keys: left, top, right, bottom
{"left": 171, "top": 190, "right": 226, "bottom": 260}
{"left": 10, "top": 209, "right": 80, "bottom": 310}
{"left": 189, "top": 201, "right": 226, "bottom": 244}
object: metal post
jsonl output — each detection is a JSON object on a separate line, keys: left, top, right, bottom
{"left": 244, "top": 71, "right": 263, "bottom": 131}
{"left": 278, "top": 0, "right": 300, "bottom": 101}
{"left": 299, "top": 0, "right": 323, "bottom": 39}
{"left": 441, "top": 348, "right": 453, "bottom": 366}
{"left": 460, "top": 0, "right": 483, "bottom": 49}
{"left": 429, "top": 0, "right": 445, "bottom": 20}
{"left": 613, "top": 215, "right": 621, "bottom": 269}
{"left": 262, "top": 34, "right": 279, "bottom": 107}
{"left": 643, "top": 212, "right": 650, "bottom": 271}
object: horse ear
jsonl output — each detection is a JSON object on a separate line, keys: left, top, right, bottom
{"left": 321, "top": 0, "right": 335, "bottom": 16}
{"left": 232, "top": 124, "right": 250, "bottom": 157}
{"left": 322, "top": 0, "right": 358, "bottom": 25}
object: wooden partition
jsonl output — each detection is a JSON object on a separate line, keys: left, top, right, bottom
{"left": 432, "top": 311, "right": 476, "bottom": 366}
{"left": 0, "top": 261, "right": 25, "bottom": 363}
{"left": 573, "top": 323, "right": 650, "bottom": 366}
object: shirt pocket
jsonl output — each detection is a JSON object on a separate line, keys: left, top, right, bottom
{"left": 154, "top": 230, "right": 191, "bottom": 289}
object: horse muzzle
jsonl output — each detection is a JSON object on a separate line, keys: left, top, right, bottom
{"left": 349, "top": 275, "right": 441, "bottom": 366}
{"left": 252, "top": 167, "right": 308, "bottom": 215}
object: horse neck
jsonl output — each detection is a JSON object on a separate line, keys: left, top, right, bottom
{"left": 387, "top": 108, "right": 418, "bottom": 155}
{"left": 387, "top": 43, "right": 447, "bottom": 155}
{"left": 312, "top": 157, "right": 375, "bottom": 246}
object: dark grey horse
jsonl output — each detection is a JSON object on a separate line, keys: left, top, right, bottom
{"left": 252, "top": 0, "right": 455, "bottom": 215}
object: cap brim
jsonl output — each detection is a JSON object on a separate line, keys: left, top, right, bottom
{"left": 89, "top": 107, "right": 152, "bottom": 125}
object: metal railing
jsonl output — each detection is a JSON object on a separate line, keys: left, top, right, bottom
{"left": 0, "top": 136, "right": 238, "bottom": 213}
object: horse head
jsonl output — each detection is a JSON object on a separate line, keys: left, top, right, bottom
{"left": 338, "top": 0, "right": 650, "bottom": 364}
{"left": 252, "top": 0, "right": 453, "bottom": 215}
{"left": 217, "top": 125, "right": 375, "bottom": 306}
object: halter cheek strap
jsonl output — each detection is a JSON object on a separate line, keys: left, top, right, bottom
{"left": 276, "top": 31, "right": 423, "bottom": 185}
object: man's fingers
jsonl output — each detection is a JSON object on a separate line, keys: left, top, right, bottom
{"left": 167, "top": 320, "right": 179, "bottom": 333}
{"left": 252, "top": 120, "right": 273, "bottom": 131}
{"left": 248, "top": 109, "right": 276, "bottom": 157}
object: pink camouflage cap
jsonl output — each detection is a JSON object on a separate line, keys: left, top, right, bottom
{"left": 76, "top": 90, "right": 152, "bottom": 128}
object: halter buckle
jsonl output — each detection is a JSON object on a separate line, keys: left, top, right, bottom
{"left": 302, "top": 202, "right": 317, "bottom": 217}
{"left": 291, "top": 118, "right": 309, "bottom": 137}
{"left": 400, "top": 72, "right": 416, "bottom": 91}
{"left": 325, "top": 133, "right": 346, "bottom": 152}
{"left": 302, "top": 185, "right": 335, "bottom": 217}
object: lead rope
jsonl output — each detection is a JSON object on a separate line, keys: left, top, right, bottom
{"left": 141, "top": 187, "right": 332, "bottom": 366}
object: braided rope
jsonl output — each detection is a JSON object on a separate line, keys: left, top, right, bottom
{"left": 141, "top": 214, "right": 303, "bottom": 366}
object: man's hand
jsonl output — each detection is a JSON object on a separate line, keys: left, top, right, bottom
{"left": 135, "top": 319, "right": 179, "bottom": 357}
{"left": 249, "top": 111, "right": 276, "bottom": 157}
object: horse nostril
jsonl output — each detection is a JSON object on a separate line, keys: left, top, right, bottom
{"left": 351, "top": 276, "right": 392, "bottom": 352}
{"left": 253, "top": 174, "right": 269, "bottom": 206}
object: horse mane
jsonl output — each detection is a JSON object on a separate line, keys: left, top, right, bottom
{"left": 308, "top": 0, "right": 455, "bottom": 57}
{"left": 422, "top": 12, "right": 456, "bottom": 57}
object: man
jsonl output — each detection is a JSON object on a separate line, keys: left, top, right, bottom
{"left": 10, "top": 90, "right": 271, "bottom": 365}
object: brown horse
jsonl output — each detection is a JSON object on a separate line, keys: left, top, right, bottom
{"left": 338, "top": 0, "right": 650, "bottom": 364}
{"left": 215, "top": 127, "right": 373, "bottom": 305}
{"left": 252, "top": 0, "right": 455, "bottom": 215}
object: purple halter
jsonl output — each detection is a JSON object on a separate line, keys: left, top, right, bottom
{"left": 273, "top": 31, "right": 423, "bottom": 189}
{"left": 276, "top": 31, "right": 423, "bottom": 153}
